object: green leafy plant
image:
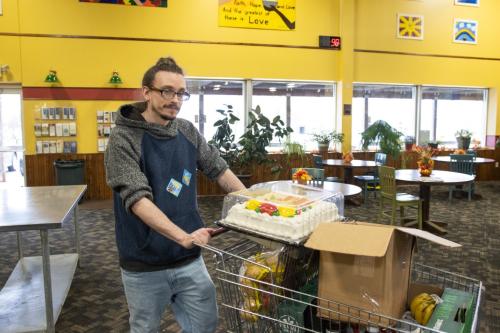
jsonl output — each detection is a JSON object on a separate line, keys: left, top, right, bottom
{"left": 360, "top": 120, "right": 403, "bottom": 157}
{"left": 312, "top": 131, "right": 344, "bottom": 153}
{"left": 209, "top": 105, "right": 293, "bottom": 175}
{"left": 208, "top": 104, "right": 241, "bottom": 169}
{"left": 237, "top": 105, "right": 293, "bottom": 173}
{"left": 312, "top": 131, "right": 344, "bottom": 144}
{"left": 455, "top": 129, "right": 472, "bottom": 138}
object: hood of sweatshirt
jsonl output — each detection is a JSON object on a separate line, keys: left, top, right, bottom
{"left": 115, "top": 101, "right": 178, "bottom": 138}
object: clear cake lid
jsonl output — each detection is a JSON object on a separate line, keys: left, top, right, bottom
{"left": 227, "top": 181, "right": 339, "bottom": 210}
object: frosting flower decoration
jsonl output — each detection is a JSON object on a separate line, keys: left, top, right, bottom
{"left": 292, "top": 168, "right": 312, "bottom": 182}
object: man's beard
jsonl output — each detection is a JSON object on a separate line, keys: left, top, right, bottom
{"left": 155, "top": 103, "right": 179, "bottom": 121}
{"left": 159, "top": 113, "right": 176, "bottom": 121}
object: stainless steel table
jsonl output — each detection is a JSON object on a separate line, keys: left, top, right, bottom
{"left": 0, "top": 185, "right": 87, "bottom": 333}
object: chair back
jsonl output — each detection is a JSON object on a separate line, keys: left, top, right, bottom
{"left": 291, "top": 168, "right": 325, "bottom": 182}
{"left": 374, "top": 152, "right": 387, "bottom": 166}
{"left": 372, "top": 153, "right": 387, "bottom": 176}
{"left": 378, "top": 166, "right": 396, "bottom": 199}
{"left": 312, "top": 155, "right": 323, "bottom": 168}
{"left": 466, "top": 150, "right": 477, "bottom": 159}
{"left": 449, "top": 154, "right": 474, "bottom": 175}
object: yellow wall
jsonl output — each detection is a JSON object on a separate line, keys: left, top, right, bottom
{"left": 1, "top": 0, "right": 499, "bottom": 154}
{"left": 0, "top": 0, "right": 341, "bottom": 154}
{"left": 353, "top": 0, "right": 500, "bottom": 144}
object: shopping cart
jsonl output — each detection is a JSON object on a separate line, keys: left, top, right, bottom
{"left": 200, "top": 236, "right": 483, "bottom": 333}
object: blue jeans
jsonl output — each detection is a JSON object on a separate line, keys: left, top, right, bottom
{"left": 121, "top": 256, "right": 218, "bottom": 333}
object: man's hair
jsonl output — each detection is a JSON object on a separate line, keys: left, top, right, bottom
{"left": 142, "top": 57, "right": 184, "bottom": 88}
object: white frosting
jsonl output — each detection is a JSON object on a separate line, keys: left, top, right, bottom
{"left": 223, "top": 200, "right": 340, "bottom": 241}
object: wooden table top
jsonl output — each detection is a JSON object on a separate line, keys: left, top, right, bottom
{"left": 322, "top": 159, "right": 378, "bottom": 168}
{"left": 432, "top": 156, "right": 496, "bottom": 164}
{"left": 395, "top": 169, "right": 475, "bottom": 186}
{"left": 0, "top": 185, "right": 87, "bottom": 232}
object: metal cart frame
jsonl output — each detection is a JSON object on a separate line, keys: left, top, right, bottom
{"left": 201, "top": 239, "right": 483, "bottom": 333}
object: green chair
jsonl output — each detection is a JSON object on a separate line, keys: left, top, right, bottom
{"left": 312, "top": 155, "right": 341, "bottom": 182}
{"left": 291, "top": 167, "right": 325, "bottom": 185}
{"left": 378, "top": 166, "right": 422, "bottom": 229}
{"left": 354, "top": 152, "right": 387, "bottom": 202}
{"left": 448, "top": 154, "right": 475, "bottom": 201}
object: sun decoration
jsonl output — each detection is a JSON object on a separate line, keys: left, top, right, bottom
{"left": 413, "top": 145, "right": 436, "bottom": 177}
{"left": 398, "top": 14, "right": 424, "bottom": 40}
{"left": 292, "top": 168, "right": 312, "bottom": 184}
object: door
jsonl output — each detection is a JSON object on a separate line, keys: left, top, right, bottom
{"left": 0, "top": 86, "right": 24, "bottom": 188}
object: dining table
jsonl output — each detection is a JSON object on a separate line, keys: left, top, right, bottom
{"left": 321, "top": 159, "right": 379, "bottom": 184}
{"left": 432, "top": 155, "right": 496, "bottom": 164}
{"left": 395, "top": 169, "right": 475, "bottom": 234}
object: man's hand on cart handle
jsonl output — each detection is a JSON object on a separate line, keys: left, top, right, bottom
{"left": 208, "top": 227, "right": 228, "bottom": 237}
{"left": 185, "top": 227, "right": 228, "bottom": 248}
{"left": 180, "top": 228, "right": 212, "bottom": 249}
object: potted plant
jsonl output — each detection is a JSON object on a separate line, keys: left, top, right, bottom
{"left": 455, "top": 129, "right": 472, "bottom": 150}
{"left": 237, "top": 105, "right": 293, "bottom": 175}
{"left": 360, "top": 120, "right": 403, "bottom": 158}
{"left": 404, "top": 136, "right": 415, "bottom": 151}
{"left": 427, "top": 140, "right": 440, "bottom": 149}
{"left": 273, "top": 138, "right": 306, "bottom": 179}
{"left": 210, "top": 105, "right": 293, "bottom": 185}
{"left": 312, "top": 131, "right": 344, "bottom": 153}
{"left": 209, "top": 104, "right": 241, "bottom": 169}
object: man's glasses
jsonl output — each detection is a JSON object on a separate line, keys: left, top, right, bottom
{"left": 149, "top": 87, "right": 191, "bottom": 101}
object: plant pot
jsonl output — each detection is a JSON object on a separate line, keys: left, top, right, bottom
{"left": 457, "top": 137, "right": 471, "bottom": 150}
{"left": 317, "top": 143, "right": 329, "bottom": 154}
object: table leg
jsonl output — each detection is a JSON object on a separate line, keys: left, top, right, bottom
{"left": 74, "top": 205, "right": 81, "bottom": 267}
{"left": 16, "top": 231, "right": 23, "bottom": 259}
{"left": 41, "top": 230, "right": 55, "bottom": 333}
{"left": 419, "top": 184, "right": 447, "bottom": 234}
{"left": 344, "top": 167, "right": 354, "bottom": 184}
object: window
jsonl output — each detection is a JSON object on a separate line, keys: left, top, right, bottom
{"left": 352, "top": 84, "right": 416, "bottom": 150}
{"left": 184, "top": 79, "right": 245, "bottom": 140}
{"left": 352, "top": 83, "right": 488, "bottom": 150}
{"left": 252, "top": 80, "right": 337, "bottom": 151}
{"left": 420, "top": 87, "right": 487, "bottom": 147}
{"left": 185, "top": 79, "right": 339, "bottom": 152}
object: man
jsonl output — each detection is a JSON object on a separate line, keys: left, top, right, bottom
{"left": 105, "top": 56, "right": 245, "bottom": 333}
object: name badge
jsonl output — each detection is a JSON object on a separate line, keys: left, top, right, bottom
{"left": 166, "top": 178, "right": 183, "bottom": 197}
{"left": 182, "top": 169, "right": 192, "bottom": 186}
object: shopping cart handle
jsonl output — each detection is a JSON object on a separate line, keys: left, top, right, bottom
{"left": 209, "top": 227, "right": 228, "bottom": 237}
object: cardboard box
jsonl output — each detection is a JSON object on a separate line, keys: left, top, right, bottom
{"left": 304, "top": 222, "right": 460, "bottom": 324}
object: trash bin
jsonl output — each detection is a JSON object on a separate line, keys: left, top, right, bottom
{"left": 54, "top": 159, "right": 85, "bottom": 186}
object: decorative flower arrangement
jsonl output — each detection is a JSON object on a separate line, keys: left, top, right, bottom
{"left": 292, "top": 168, "right": 312, "bottom": 184}
{"left": 343, "top": 151, "right": 354, "bottom": 163}
{"left": 413, "top": 145, "right": 436, "bottom": 176}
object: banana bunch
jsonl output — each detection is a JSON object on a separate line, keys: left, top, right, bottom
{"left": 410, "top": 293, "right": 442, "bottom": 325}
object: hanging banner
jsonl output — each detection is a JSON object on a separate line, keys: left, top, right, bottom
{"left": 218, "top": 0, "right": 296, "bottom": 31}
{"left": 79, "top": 0, "right": 168, "bottom": 8}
